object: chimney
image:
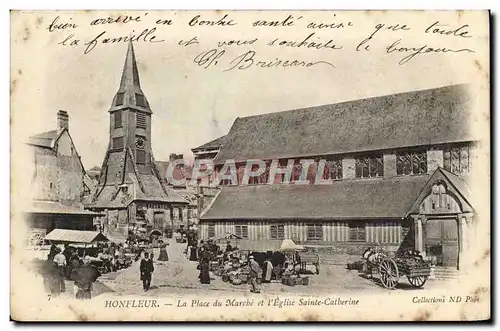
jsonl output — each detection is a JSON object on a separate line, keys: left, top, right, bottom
{"left": 57, "top": 110, "right": 69, "bottom": 131}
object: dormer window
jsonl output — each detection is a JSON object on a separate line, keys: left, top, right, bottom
{"left": 116, "top": 93, "right": 125, "bottom": 106}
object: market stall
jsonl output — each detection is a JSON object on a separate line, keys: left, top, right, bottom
{"left": 43, "top": 229, "right": 132, "bottom": 274}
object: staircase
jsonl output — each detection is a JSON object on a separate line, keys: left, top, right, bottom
{"left": 432, "top": 266, "right": 460, "bottom": 280}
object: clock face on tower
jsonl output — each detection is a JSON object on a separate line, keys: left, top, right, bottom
{"left": 135, "top": 136, "right": 145, "bottom": 149}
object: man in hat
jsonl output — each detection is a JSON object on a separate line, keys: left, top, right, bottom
{"left": 248, "top": 255, "right": 263, "bottom": 293}
{"left": 70, "top": 256, "right": 100, "bottom": 300}
{"left": 140, "top": 252, "right": 154, "bottom": 291}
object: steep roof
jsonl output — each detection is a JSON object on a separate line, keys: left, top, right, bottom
{"left": 109, "top": 41, "right": 152, "bottom": 114}
{"left": 213, "top": 84, "right": 473, "bottom": 164}
{"left": 406, "top": 167, "right": 474, "bottom": 216}
{"left": 200, "top": 175, "right": 430, "bottom": 221}
{"left": 27, "top": 130, "right": 59, "bottom": 148}
{"left": 440, "top": 168, "right": 473, "bottom": 207}
{"left": 192, "top": 135, "right": 227, "bottom": 152}
{"left": 88, "top": 150, "right": 189, "bottom": 209}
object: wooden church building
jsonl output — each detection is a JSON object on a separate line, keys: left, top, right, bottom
{"left": 198, "top": 84, "right": 482, "bottom": 270}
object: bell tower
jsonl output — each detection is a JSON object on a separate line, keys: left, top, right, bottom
{"left": 108, "top": 41, "right": 154, "bottom": 177}
{"left": 88, "top": 41, "right": 188, "bottom": 238}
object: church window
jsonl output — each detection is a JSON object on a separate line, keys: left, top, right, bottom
{"left": 114, "top": 111, "right": 122, "bottom": 129}
{"left": 116, "top": 93, "right": 125, "bottom": 106}
{"left": 136, "top": 150, "right": 146, "bottom": 164}
{"left": 443, "top": 145, "right": 470, "bottom": 174}
{"left": 355, "top": 154, "right": 383, "bottom": 178}
{"left": 323, "top": 158, "right": 343, "bottom": 180}
{"left": 136, "top": 112, "right": 147, "bottom": 129}
{"left": 112, "top": 136, "right": 124, "bottom": 149}
{"left": 135, "top": 94, "right": 146, "bottom": 107}
{"left": 248, "top": 163, "right": 269, "bottom": 185}
{"left": 396, "top": 150, "right": 427, "bottom": 175}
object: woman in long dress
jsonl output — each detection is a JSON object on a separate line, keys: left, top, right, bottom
{"left": 189, "top": 244, "right": 198, "bottom": 261}
{"left": 199, "top": 249, "right": 211, "bottom": 284}
{"left": 158, "top": 243, "right": 169, "bottom": 262}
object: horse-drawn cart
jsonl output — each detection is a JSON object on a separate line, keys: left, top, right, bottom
{"left": 362, "top": 248, "right": 431, "bottom": 289}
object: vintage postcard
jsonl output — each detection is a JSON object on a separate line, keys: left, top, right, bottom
{"left": 10, "top": 10, "right": 490, "bottom": 322}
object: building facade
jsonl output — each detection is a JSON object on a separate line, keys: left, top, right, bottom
{"left": 198, "top": 84, "right": 479, "bottom": 270}
{"left": 25, "top": 110, "right": 98, "bottom": 236}
{"left": 191, "top": 136, "right": 225, "bottom": 215}
{"left": 155, "top": 153, "right": 198, "bottom": 225}
{"left": 86, "top": 42, "right": 188, "bottom": 240}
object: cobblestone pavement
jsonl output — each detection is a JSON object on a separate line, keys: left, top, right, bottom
{"left": 87, "top": 240, "right": 449, "bottom": 298}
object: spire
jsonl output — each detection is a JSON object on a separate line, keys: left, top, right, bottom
{"left": 109, "top": 41, "right": 151, "bottom": 113}
{"left": 120, "top": 41, "right": 141, "bottom": 91}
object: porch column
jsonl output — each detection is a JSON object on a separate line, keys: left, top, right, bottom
{"left": 412, "top": 215, "right": 423, "bottom": 253}
{"left": 459, "top": 215, "right": 467, "bottom": 252}
{"left": 460, "top": 213, "right": 474, "bottom": 271}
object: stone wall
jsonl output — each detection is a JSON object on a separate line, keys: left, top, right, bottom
{"left": 32, "top": 132, "right": 86, "bottom": 206}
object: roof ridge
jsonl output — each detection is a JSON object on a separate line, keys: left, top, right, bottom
{"left": 238, "top": 84, "right": 468, "bottom": 121}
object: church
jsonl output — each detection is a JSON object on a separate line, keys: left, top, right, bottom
{"left": 85, "top": 42, "right": 188, "bottom": 240}
{"left": 197, "top": 84, "right": 482, "bottom": 271}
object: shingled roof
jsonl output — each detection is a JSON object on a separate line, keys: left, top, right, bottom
{"left": 213, "top": 84, "right": 473, "bottom": 165}
{"left": 200, "top": 175, "right": 430, "bottom": 221}
{"left": 27, "top": 130, "right": 59, "bottom": 148}
{"left": 192, "top": 135, "right": 227, "bottom": 152}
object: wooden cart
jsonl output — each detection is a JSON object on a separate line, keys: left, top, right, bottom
{"left": 378, "top": 256, "right": 431, "bottom": 289}
{"left": 362, "top": 248, "right": 431, "bottom": 289}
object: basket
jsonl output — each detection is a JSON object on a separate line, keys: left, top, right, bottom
{"left": 301, "top": 277, "right": 309, "bottom": 286}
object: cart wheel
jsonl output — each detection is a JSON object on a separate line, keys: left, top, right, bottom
{"left": 408, "top": 276, "right": 427, "bottom": 288}
{"left": 379, "top": 258, "right": 399, "bottom": 289}
{"left": 29, "top": 233, "right": 44, "bottom": 248}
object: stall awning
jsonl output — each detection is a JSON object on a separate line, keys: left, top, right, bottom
{"left": 279, "top": 239, "right": 305, "bottom": 251}
{"left": 44, "top": 229, "right": 109, "bottom": 244}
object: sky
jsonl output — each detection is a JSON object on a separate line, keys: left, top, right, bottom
{"left": 10, "top": 10, "right": 488, "bottom": 170}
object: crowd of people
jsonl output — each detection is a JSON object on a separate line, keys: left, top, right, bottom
{"left": 37, "top": 227, "right": 282, "bottom": 298}
{"left": 40, "top": 244, "right": 101, "bottom": 300}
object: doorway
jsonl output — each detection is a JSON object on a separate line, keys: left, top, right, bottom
{"left": 425, "top": 218, "right": 459, "bottom": 268}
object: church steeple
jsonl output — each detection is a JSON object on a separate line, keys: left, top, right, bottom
{"left": 109, "top": 41, "right": 152, "bottom": 114}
